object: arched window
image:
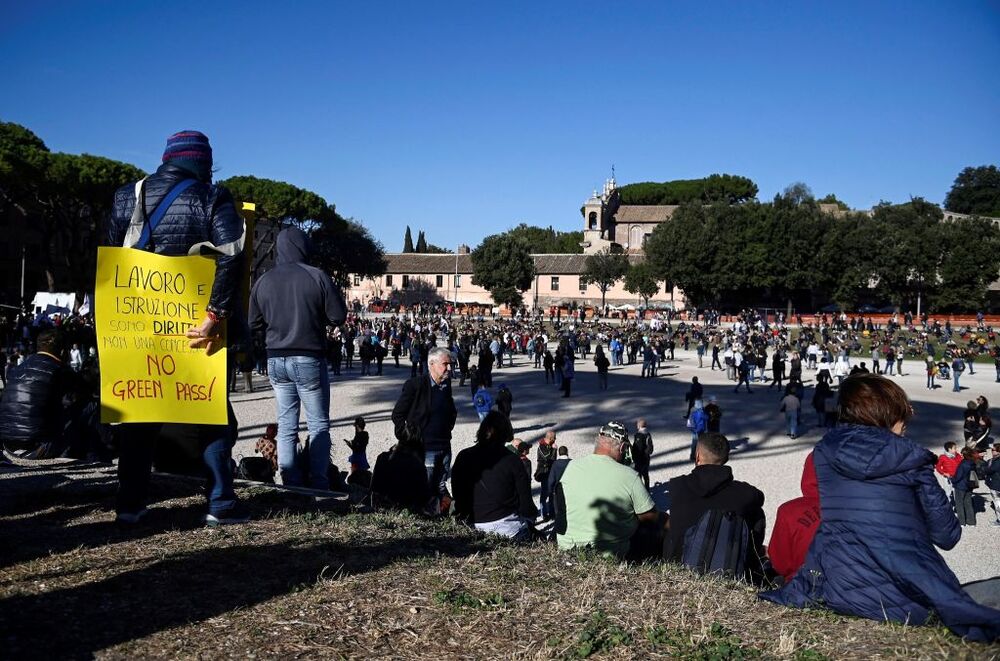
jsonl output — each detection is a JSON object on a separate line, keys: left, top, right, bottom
{"left": 588, "top": 212, "right": 598, "bottom": 230}
{"left": 629, "top": 225, "right": 643, "bottom": 249}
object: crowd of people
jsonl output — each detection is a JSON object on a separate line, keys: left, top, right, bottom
{"left": 2, "top": 131, "right": 1000, "bottom": 641}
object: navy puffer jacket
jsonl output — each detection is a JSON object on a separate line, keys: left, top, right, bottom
{"left": 761, "top": 424, "right": 1000, "bottom": 641}
{"left": 0, "top": 353, "right": 70, "bottom": 447}
{"left": 107, "top": 163, "right": 244, "bottom": 316}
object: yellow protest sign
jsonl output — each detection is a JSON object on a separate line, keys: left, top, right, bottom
{"left": 95, "top": 246, "right": 227, "bottom": 424}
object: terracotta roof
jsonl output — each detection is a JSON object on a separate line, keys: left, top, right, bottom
{"left": 385, "top": 253, "right": 473, "bottom": 273}
{"left": 614, "top": 205, "right": 679, "bottom": 223}
{"left": 382, "top": 253, "right": 645, "bottom": 275}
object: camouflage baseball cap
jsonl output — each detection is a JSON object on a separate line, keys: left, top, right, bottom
{"left": 599, "top": 420, "right": 629, "bottom": 444}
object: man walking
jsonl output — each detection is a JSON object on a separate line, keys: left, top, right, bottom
{"left": 107, "top": 130, "right": 248, "bottom": 526}
{"left": 249, "top": 227, "right": 346, "bottom": 491}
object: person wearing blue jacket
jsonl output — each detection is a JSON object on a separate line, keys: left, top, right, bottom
{"left": 687, "top": 400, "right": 708, "bottom": 462}
{"left": 761, "top": 374, "right": 1000, "bottom": 642}
{"left": 473, "top": 387, "right": 493, "bottom": 422}
{"left": 951, "top": 447, "right": 978, "bottom": 526}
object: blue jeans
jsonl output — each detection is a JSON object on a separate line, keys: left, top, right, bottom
{"left": 424, "top": 447, "right": 452, "bottom": 496}
{"left": 116, "top": 402, "right": 238, "bottom": 516}
{"left": 268, "top": 356, "right": 331, "bottom": 490}
{"left": 786, "top": 411, "right": 798, "bottom": 437}
{"left": 953, "top": 372, "right": 961, "bottom": 392}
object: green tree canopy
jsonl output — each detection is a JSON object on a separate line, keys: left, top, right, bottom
{"left": 581, "top": 248, "right": 629, "bottom": 307}
{"left": 617, "top": 174, "right": 758, "bottom": 206}
{"left": 497, "top": 223, "right": 583, "bottom": 253}
{"left": 818, "top": 193, "right": 850, "bottom": 210}
{"left": 470, "top": 234, "right": 536, "bottom": 308}
{"left": 423, "top": 242, "right": 449, "bottom": 254}
{"left": 220, "top": 175, "right": 337, "bottom": 229}
{"left": 931, "top": 215, "right": 1000, "bottom": 311}
{"left": 403, "top": 226, "right": 414, "bottom": 252}
{"left": 415, "top": 230, "right": 427, "bottom": 253}
{"left": 221, "top": 174, "right": 384, "bottom": 286}
{"left": 0, "top": 122, "right": 145, "bottom": 292}
{"left": 944, "top": 165, "right": 1000, "bottom": 217}
{"left": 312, "top": 217, "right": 388, "bottom": 288}
{"left": 623, "top": 261, "right": 660, "bottom": 307}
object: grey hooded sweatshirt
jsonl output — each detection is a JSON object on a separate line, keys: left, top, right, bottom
{"left": 248, "top": 227, "right": 347, "bottom": 358}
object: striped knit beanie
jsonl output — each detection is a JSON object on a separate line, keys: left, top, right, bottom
{"left": 162, "top": 130, "right": 213, "bottom": 181}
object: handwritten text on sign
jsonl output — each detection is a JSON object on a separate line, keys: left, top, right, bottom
{"left": 95, "top": 246, "right": 226, "bottom": 424}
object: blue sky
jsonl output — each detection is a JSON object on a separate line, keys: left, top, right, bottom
{"left": 2, "top": 1, "right": 998, "bottom": 251}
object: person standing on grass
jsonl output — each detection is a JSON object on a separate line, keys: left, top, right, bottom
{"left": 108, "top": 130, "right": 250, "bottom": 526}
{"left": 250, "top": 227, "right": 347, "bottom": 492}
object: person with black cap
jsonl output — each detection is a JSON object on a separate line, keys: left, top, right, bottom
{"left": 555, "top": 421, "right": 663, "bottom": 559}
{"left": 107, "top": 130, "right": 248, "bottom": 526}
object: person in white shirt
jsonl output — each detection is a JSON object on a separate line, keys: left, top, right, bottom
{"left": 69, "top": 343, "right": 83, "bottom": 372}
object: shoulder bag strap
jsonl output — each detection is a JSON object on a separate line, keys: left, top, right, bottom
{"left": 134, "top": 179, "right": 198, "bottom": 250}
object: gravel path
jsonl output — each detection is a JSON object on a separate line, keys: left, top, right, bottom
{"left": 230, "top": 342, "right": 1000, "bottom": 584}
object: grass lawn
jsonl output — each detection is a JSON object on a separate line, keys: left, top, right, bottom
{"left": 2, "top": 463, "right": 998, "bottom": 659}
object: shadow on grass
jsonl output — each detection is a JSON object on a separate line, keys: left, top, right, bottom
{"left": 0, "top": 532, "right": 487, "bottom": 659}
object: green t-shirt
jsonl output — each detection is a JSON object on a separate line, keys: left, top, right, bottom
{"left": 557, "top": 453, "right": 656, "bottom": 557}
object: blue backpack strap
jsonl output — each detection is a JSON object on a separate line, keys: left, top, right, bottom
{"left": 135, "top": 179, "right": 197, "bottom": 250}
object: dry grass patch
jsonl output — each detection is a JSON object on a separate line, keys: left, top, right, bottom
{"left": 0, "top": 463, "right": 997, "bottom": 659}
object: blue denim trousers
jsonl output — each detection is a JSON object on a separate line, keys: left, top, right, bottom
{"left": 424, "top": 447, "right": 452, "bottom": 496}
{"left": 786, "top": 410, "right": 799, "bottom": 437}
{"left": 268, "top": 356, "right": 331, "bottom": 490}
{"left": 116, "top": 402, "right": 238, "bottom": 516}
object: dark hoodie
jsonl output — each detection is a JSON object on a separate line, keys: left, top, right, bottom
{"left": 248, "top": 228, "right": 347, "bottom": 358}
{"left": 768, "top": 452, "right": 820, "bottom": 583}
{"left": 663, "top": 463, "right": 767, "bottom": 573}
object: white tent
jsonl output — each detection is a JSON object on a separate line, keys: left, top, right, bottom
{"left": 31, "top": 292, "right": 75, "bottom": 318}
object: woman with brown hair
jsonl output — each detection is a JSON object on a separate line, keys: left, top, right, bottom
{"left": 761, "top": 374, "right": 1000, "bottom": 642}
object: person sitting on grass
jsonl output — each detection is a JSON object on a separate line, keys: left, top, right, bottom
{"left": 555, "top": 421, "right": 663, "bottom": 560}
{"left": 662, "top": 432, "right": 767, "bottom": 584}
{"left": 767, "top": 452, "right": 820, "bottom": 584}
{"left": 451, "top": 411, "right": 537, "bottom": 540}
{"left": 370, "top": 421, "right": 428, "bottom": 514}
{"left": 761, "top": 374, "right": 1000, "bottom": 642}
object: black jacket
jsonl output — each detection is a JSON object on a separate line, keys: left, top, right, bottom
{"left": 663, "top": 464, "right": 766, "bottom": 574}
{"left": 0, "top": 353, "right": 71, "bottom": 447}
{"left": 391, "top": 375, "right": 457, "bottom": 451}
{"left": 547, "top": 457, "right": 571, "bottom": 493}
{"left": 452, "top": 442, "right": 538, "bottom": 524}
{"left": 986, "top": 458, "right": 1000, "bottom": 491}
{"left": 371, "top": 447, "right": 429, "bottom": 512}
{"left": 108, "top": 163, "right": 244, "bottom": 316}
{"left": 249, "top": 228, "right": 346, "bottom": 358}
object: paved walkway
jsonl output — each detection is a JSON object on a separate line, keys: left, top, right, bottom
{"left": 231, "top": 346, "right": 1000, "bottom": 583}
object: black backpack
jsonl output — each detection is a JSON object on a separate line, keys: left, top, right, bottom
{"left": 236, "top": 456, "right": 275, "bottom": 483}
{"left": 680, "top": 509, "right": 749, "bottom": 579}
